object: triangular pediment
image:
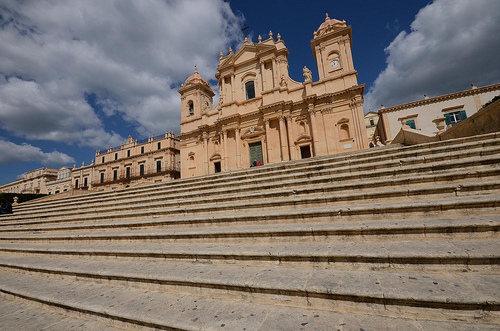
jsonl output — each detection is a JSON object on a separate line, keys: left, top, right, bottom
{"left": 233, "top": 46, "right": 259, "bottom": 65}
{"left": 219, "top": 43, "right": 278, "bottom": 70}
{"left": 218, "top": 53, "right": 235, "bottom": 68}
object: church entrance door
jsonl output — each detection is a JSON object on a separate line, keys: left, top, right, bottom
{"left": 300, "top": 145, "right": 311, "bottom": 159}
{"left": 249, "top": 141, "right": 263, "bottom": 166}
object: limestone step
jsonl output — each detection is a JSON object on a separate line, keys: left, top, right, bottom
{"left": 15, "top": 144, "right": 500, "bottom": 216}
{"left": 0, "top": 237, "right": 498, "bottom": 270}
{"left": 0, "top": 254, "right": 499, "bottom": 314}
{"left": 10, "top": 154, "right": 500, "bottom": 220}
{"left": 1, "top": 193, "right": 498, "bottom": 233}
{"left": 0, "top": 292, "right": 131, "bottom": 331}
{"left": 1, "top": 270, "right": 496, "bottom": 330}
{"left": 1, "top": 133, "right": 499, "bottom": 330}
{"left": 6, "top": 163, "right": 500, "bottom": 224}
{"left": 12, "top": 133, "right": 500, "bottom": 214}
{"left": 5, "top": 176, "right": 500, "bottom": 228}
{"left": 0, "top": 213, "right": 497, "bottom": 247}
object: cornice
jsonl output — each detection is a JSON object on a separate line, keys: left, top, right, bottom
{"left": 311, "top": 69, "right": 358, "bottom": 87}
{"left": 378, "top": 83, "right": 500, "bottom": 114}
{"left": 311, "top": 26, "right": 352, "bottom": 45}
{"left": 317, "top": 84, "right": 365, "bottom": 102}
{"left": 259, "top": 100, "right": 293, "bottom": 112}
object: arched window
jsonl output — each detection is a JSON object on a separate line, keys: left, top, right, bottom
{"left": 245, "top": 81, "right": 255, "bottom": 100}
{"left": 188, "top": 101, "right": 194, "bottom": 115}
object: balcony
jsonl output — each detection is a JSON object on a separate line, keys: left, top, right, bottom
{"left": 92, "top": 166, "right": 180, "bottom": 187}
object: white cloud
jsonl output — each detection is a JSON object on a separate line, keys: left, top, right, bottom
{"left": 0, "top": 139, "right": 75, "bottom": 165}
{"left": 364, "top": 0, "right": 500, "bottom": 112}
{"left": 0, "top": 0, "right": 244, "bottom": 147}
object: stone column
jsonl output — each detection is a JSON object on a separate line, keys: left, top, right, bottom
{"left": 272, "top": 57, "right": 278, "bottom": 88}
{"left": 223, "top": 129, "right": 228, "bottom": 171}
{"left": 203, "top": 132, "right": 209, "bottom": 175}
{"left": 230, "top": 74, "right": 235, "bottom": 103}
{"left": 235, "top": 128, "right": 241, "bottom": 169}
{"left": 309, "top": 104, "right": 318, "bottom": 156}
{"left": 220, "top": 78, "right": 225, "bottom": 102}
{"left": 260, "top": 61, "right": 266, "bottom": 91}
{"left": 315, "top": 110, "right": 328, "bottom": 154}
{"left": 264, "top": 119, "right": 271, "bottom": 163}
{"left": 278, "top": 116, "right": 290, "bottom": 161}
{"left": 286, "top": 116, "right": 296, "bottom": 160}
{"left": 350, "top": 99, "right": 366, "bottom": 150}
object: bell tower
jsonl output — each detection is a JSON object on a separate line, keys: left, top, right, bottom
{"left": 311, "top": 14, "right": 358, "bottom": 87}
{"left": 178, "top": 67, "right": 214, "bottom": 132}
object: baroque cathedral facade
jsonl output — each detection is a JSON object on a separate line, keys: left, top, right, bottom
{"left": 178, "top": 14, "right": 367, "bottom": 178}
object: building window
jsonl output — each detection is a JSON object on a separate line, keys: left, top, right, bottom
{"left": 156, "top": 160, "right": 162, "bottom": 172}
{"left": 405, "top": 119, "right": 416, "bottom": 129}
{"left": 114, "top": 153, "right": 118, "bottom": 160}
{"left": 141, "top": 146, "right": 144, "bottom": 154}
{"left": 157, "top": 142, "right": 161, "bottom": 150}
{"left": 74, "top": 179, "right": 79, "bottom": 189}
{"left": 126, "top": 167, "right": 130, "bottom": 179}
{"left": 444, "top": 110, "right": 467, "bottom": 126}
{"left": 214, "top": 161, "right": 221, "bottom": 173}
{"left": 102, "top": 156, "right": 105, "bottom": 163}
{"left": 113, "top": 170, "right": 118, "bottom": 181}
{"left": 245, "top": 81, "right": 255, "bottom": 100}
{"left": 369, "top": 119, "right": 374, "bottom": 126}
{"left": 188, "top": 101, "right": 194, "bottom": 115}
{"left": 139, "top": 164, "right": 145, "bottom": 176}
{"left": 100, "top": 172, "right": 104, "bottom": 183}
{"left": 127, "top": 150, "right": 130, "bottom": 157}
{"left": 83, "top": 177, "right": 88, "bottom": 187}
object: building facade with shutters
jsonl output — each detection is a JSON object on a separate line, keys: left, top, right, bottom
{"left": 376, "top": 83, "right": 500, "bottom": 144}
{"left": 71, "top": 132, "right": 180, "bottom": 192}
{"left": 178, "top": 14, "right": 368, "bottom": 178}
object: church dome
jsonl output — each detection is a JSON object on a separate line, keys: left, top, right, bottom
{"left": 314, "top": 13, "right": 346, "bottom": 37}
{"left": 183, "top": 67, "right": 210, "bottom": 87}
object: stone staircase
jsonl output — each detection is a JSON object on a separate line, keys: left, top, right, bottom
{"left": 0, "top": 133, "right": 499, "bottom": 330}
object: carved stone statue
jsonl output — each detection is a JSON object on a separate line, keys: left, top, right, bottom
{"left": 303, "top": 66, "right": 312, "bottom": 82}
{"left": 280, "top": 74, "right": 287, "bottom": 87}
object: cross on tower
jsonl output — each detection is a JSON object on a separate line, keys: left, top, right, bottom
{"left": 242, "top": 24, "right": 249, "bottom": 37}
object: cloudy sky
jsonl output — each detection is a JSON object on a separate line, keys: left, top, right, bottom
{"left": 0, "top": 0, "right": 499, "bottom": 185}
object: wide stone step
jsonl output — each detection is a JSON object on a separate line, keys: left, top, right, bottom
{"left": 7, "top": 164, "right": 500, "bottom": 223}
{"left": 0, "top": 214, "right": 499, "bottom": 243}
{"left": 0, "top": 238, "right": 498, "bottom": 270}
{"left": 12, "top": 134, "right": 500, "bottom": 213}
{"left": 1, "top": 194, "right": 499, "bottom": 232}
{"left": 1, "top": 254, "right": 499, "bottom": 313}
{"left": 0, "top": 292, "right": 131, "bottom": 331}
{"left": 1, "top": 270, "right": 497, "bottom": 330}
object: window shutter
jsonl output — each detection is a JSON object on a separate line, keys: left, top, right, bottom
{"left": 444, "top": 113, "right": 451, "bottom": 125}
{"left": 406, "top": 119, "right": 416, "bottom": 129}
{"left": 459, "top": 110, "right": 467, "bottom": 120}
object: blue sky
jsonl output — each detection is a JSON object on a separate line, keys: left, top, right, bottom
{"left": 1, "top": 0, "right": 499, "bottom": 186}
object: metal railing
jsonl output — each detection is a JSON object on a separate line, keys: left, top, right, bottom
{"left": 92, "top": 165, "right": 180, "bottom": 186}
{"left": 96, "top": 132, "right": 179, "bottom": 156}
